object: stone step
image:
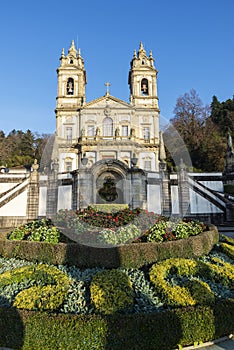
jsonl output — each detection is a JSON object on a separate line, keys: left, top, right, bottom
{"left": 218, "top": 225, "right": 234, "bottom": 232}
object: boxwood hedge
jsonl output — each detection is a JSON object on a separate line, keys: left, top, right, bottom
{"left": 0, "top": 300, "right": 233, "bottom": 350}
{"left": 0, "top": 225, "right": 219, "bottom": 268}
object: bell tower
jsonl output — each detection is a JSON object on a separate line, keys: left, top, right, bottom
{"left": 56, "top": 40, "right": 86, "bottom": 110}
{"left": 128, "top": 42, "right": 158, "bottom": 108}
{"left": 55, "top": 41, "right": 87, "bottom": 173}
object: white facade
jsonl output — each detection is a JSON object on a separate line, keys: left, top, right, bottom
{"left": 55, "top": 41, "right": 160, "bottom": 174}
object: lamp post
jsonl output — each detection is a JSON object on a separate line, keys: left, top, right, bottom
{"left": 0, "top": 166, "right": 9, "bottom": 173}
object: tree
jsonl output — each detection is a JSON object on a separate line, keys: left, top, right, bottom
{"left": 0, "top": 130, "right": 50, "bottom": 168}
{"left": 211, "top": 95, "right": 234, "bottom": 135}
{"left": 170, "top": 89, "right": 226, "bottom": 172}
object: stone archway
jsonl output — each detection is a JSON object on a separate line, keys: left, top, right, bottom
{"left": 91, "top": 160, "right": 130, "bottom": 205}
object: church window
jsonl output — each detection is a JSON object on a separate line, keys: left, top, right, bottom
{"left": 87, "top": 125, "right": 95, "bottom": 137}
{"left": 65, "top": 160, "right": 72, "bottom": 172}
{"left": 143, "top": 127, "right": 150, "bottom": 141}
{"left": 141, "top": 78, "right": 149, "bottom": 95}
{"left": 67, "top": 78, "right": 74, "bottom": 95}
{"left": 144, "top": 160, "right": 152, "bottom": 171}
{"left": 70, "top": 59, "right": 73, "bottom": 64}
{"left": 103, "top": 117, "right": 113, "bottom": 136}
{"left": 65, "top": 127, "right": 72, "bottom": 141}
{"left": 122, "top": 125, "right": 128, "bottom": 137}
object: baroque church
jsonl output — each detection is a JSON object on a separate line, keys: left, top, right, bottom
{"left": 53, "top": 41, "right": 163, "bottom": 207}
{"left": 56, "top": 41, "right": 160, "bottom": 173}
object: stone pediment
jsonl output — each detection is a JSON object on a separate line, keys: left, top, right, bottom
{"left": 83, "top": 95, "right": 131, "bottom": 110}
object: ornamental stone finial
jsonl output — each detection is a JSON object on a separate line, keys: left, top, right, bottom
{"left": 68, "top": 40, "right": 77, "bottom": 54}
{"left": 32, "top": 159, "right": 39, "bottom": 172}
{"left": 139, "top": 41, "right": 144, "bottom": 50}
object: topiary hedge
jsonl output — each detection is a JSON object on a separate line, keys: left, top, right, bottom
{"left": 0, "top": 264, "right": 71, "bottom": 311}
{"left": 149, "top": 257, "right": 234, "bottom": 307}
{"left": 219, "top": 234, "right": 234, "bottom": 259}
{"left": 90, "top": 269, "right": 133, "bottom": 314}
{"left": 0, "top": 300, "right": 233, "bottom": 350}
{"left": 0, "top": 225, "right": 219, "bottom": 268}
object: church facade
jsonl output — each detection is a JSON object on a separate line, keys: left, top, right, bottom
{"left": 55, "top": 41, "right": 160, "bottom": 174}
{"left": 53, "top": 41, "right": 162, "bottom": 208}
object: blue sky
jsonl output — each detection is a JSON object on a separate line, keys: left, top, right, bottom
{"left": 0, "top": 0, "right": 233, "bottom": 135}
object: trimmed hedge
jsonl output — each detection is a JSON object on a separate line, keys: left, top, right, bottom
{"left": 149, "top": 257, "right": 234, "bottom": 307}
{"left": 219, "top": 234, "right": 234, "bottom": 259}
{"left": 224, "top": 184, "right": 234, "bottom": 195}
{"left": 90, "top": 269, "right": 133, "bottom": 314}
{"left": 0, "top": 226, "right": 219, "bottom": 268}
{"left": 0, "top": 299, "right": 233, "bottom": 350}
{"left": 88, "top": 203, "right": 129, "bottom": 212}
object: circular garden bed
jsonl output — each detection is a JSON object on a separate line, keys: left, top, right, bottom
{"left": 0, "top": 209, "right": 233, "bottom": 349}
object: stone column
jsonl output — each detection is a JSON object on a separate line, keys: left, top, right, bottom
{"left": 78, "top": 168, "right": 92, "bottom": 209}
{"left": 129, "top": 167, "right": 146, "bottom": 209}
{"left": 46, "top": 159, "right": 59, "bottom": 218}
{"left": 178, "top": 160, "right": 190, "bottom": 217}
{"left": 159, "top": 162, "right": 171, "bottom": 216}
{"left": 26, "top": 159, "right": 39, "bottom": 221}
{"left": 71, "top": 170, "right": 78, "bottom": 210}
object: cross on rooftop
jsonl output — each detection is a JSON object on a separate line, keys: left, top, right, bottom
{"left": 104, "top": 82, "right": 111, "bottom": 95}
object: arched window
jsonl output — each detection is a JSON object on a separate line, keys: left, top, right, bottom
{"left": 103, "top": 117, "right": 113, "bottom": 136}
{"left": 67, "top": 78, "right": 74, "bottom": 95}
{"left": 141, "top": 78, "right": 149, "bottom": 95}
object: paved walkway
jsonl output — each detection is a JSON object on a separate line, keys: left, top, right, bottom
{"left": 180, "top": 335, "right": 234, "bottom": 349}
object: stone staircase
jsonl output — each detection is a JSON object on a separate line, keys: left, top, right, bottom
{"left": 0, "top": 178, "right": 29, "bottom": 209}
{"left": 217, "top": 222, "right": 234, "bottom": 238}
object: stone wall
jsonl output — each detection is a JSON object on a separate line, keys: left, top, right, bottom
{"left": 0, "top": 164, "right": 232, "bottom": 227}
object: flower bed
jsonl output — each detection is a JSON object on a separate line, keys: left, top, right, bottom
{"left": 0, "top": 236, "right": 234, "bottom": 349}
{"left": 8, "top": 219, "right": 68, "bottom": 243}
{"left": 53, "top": 208, "right": 208, "bottom": 245}
{"left": 54, "top": 207, "right": 159, "bottom": 233}
{"left": 0, "top": 224, "right": 219, "bottom": 268}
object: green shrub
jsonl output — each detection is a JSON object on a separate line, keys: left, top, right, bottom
{"left": 204, "top": 257, "right": 234, "bottom": 288}
{"left": 220, "top": 242, "right": 234, "bottom": 259}
{"left": 97, "top": 224, "right": 141, "bottom": 245}
{"left": 8, "top": 219, "right": 61, "bottom": 243}
{"left": 149, "top": 257, "right": 234, "bottom": 307}
{"left": 218, "top": 236, "right": 234, "bottom": 259}
{"left": 0, "top": 226, "right": 219, "bottom": 268}
{"left": 147, "top": 219, "right": 205, "bottom": 243}
{"left": 0, "top": 264, "right": 71, "bottom": 311}
{"left": 90, "top": 269, "right": 133, "bottom": 314}
{"left": 1, "top": 300, "right": 234, "bottom": 350}
{"left": 89, "top": 204, "right": 129, "bottom": 212}
{"left": 184, "top": 279, "right": 214, "bottom": 305}
{"left": 14, "top": 285, "right": 67, "bottom": 311}
{"left": 224, "top": 184, "right": 234, "bottom": 195}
